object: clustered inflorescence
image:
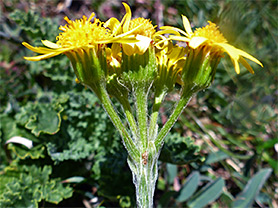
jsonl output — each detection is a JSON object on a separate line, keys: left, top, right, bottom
{"left": 22, "top": 3, "right": 263, "bottom": 208}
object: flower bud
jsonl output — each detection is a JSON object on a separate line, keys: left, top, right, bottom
{"left": 182, "top": 46, "right": 221, "bottom": 94}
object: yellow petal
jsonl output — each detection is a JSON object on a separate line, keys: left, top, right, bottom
{"left": 169, "top": 35, "right": 190, "bottom": 42}
{"left": 134, "top": 35, "right": 152, "bottom": 55}
{"left": 182, "top": 15, "right": 192, "bottom": 35}
{"left": 189, "top": 37, "right": 208, "bottom": 49}
{"left": 216, "top": 42, "right": 263, "bottom": 68}
{"left": 236, "top": 48, "right": 263, "bottom": 67}
{"left": 41, "top": 40, "right": 60, "bottom": 49}
{"left": 111, "top": 43, "right": 121, "bottom": 56}
{"left": 215, "top": 43, "right": 239, "bottom": 59}
{"left": 154, "top": 35, "right": 168, "bottom": 49}
{"left": 109, "top": 35, "right": 139, "bottom": 44}
{"left": 168, "top": 46, "right": 186, "bottom": 61}
{"left": 22, "top": 42, "right": 58, "bottom": 54}
{"left": 155, "top": 29, "right": 181, "bottom": 37}
{"left": 122, "top": 2, "right": 132, "bottom": 33}
{"left": 104, "top": 17, "right": 121, "bottom": 35}
{"left": 113, "top": 23, "right": 144, "bottom": 39}
{"left": 24, "top": 52, "right": 62, "bottom": 61}
{"left": 105, "top": 47, "right": 112, "bottom": 58}
{"left": 123, "top": 43, "right": 136, "bottom": 56}
{"left": 230, "top": 57, "right": 240, "bottom": 74}
{"left": 215, "top": 43, "right": 241, "bottom": 73}
{"left": 160, "top": 26, "right": 187, "bottom": 36}
{"left": 239, "top": 57, "right": 255, "bottom": 74}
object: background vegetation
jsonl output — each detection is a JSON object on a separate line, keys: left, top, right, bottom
{"left": 0, "top": 0, "right": 277, "bottom": 207}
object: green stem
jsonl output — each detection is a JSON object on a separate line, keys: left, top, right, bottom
{"left": 154, "top": 88, "right": 193, "bottom": 150}
{"left": 121, "top": 98, "right": 138, "bottom": 141}
{"left": 149, "top": 91, "right": 166, "bottom": 140}
{"left": 127, "top": 141, "right": 159, "bottom": 208}
{"left": 134, "top": 85, "right": 149, "bottom": 150}
{"left": 97, "top": 83, "right": 139, "bottom": 162}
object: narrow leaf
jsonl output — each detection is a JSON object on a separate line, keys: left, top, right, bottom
{"left": 232, "top": 168, "right": 272, "bottom": 208}
{"left": 187, "top": 177, "right": 225, "bottom": 208}
{"left": 176, "top": 171, "right": 200, "bottom": 202}
{"left": 166, "top": 163, "right": 177, "bottom": 184}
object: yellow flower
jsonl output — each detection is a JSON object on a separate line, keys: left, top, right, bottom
{"left": 155, "top": 39, "right": 186, "bottom": 89}
{"left": 105, "top": 3, "right": 157, "bottom": 56}
{"left": 161, "top": 15, "right": 263, "bottom": 74}
{"left": 22, "top": 13, "right": 137, "bottom": 61}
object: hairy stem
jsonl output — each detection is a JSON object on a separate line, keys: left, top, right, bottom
{"left": 97, "top": 83, "right": 139, "bottom": 162}
{"left": 154, "top": 88, "right": 193, "bottom": 150}
{"left": 149, "top": 91, "right": 166, "bottom": 140}
{"left": 121, "top": 98, "right": 138, "bottom": 141}
{"left": 134, "top": 85, "right": 149, "bottom": 150}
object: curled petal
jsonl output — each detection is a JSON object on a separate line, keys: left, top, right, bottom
{"left": 104, "top": 17, "right": 121, "bottom": 35}
{"left": 155, "top": 29, "right": 181, "bottom": 36}
{"left": 154, "top": 35, "right": 168, "bottom": 49}
{"left": 160, "top": 26, "right": 188, "bottom": 36}
{"left": 122, "top": 2, "right": 132, "bottom": 33}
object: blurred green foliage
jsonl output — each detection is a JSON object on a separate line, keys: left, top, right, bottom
{"left": 0, "top": 0, "right": 277, "bottom": 207}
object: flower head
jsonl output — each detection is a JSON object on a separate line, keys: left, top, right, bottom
{"left": 22, "top": 12, "right": 141, "bottom": 89}
{"left": 22, "top": 13, "right": 137, "bottom": 61}
{"left": 155, "top": 40, "right": 186, "bottom": 92}
{"left": 161, "top": 15, "right": 263, "bottom": 74}
{"left": 105, "top": 3, "right": 157, "bottom": 56}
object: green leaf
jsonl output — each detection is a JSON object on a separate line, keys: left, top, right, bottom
{"left": 47, "top": 138, "right": 94, "bottom": 162}
{"left": 232, "top": 168, "right": 272, "bottom": 208}
{"left": 176, "top": 171, "right": 200, "bottom": 202}
{"left": 166, "top": 163, "right": 177, "bottom": 184}
{"left": 160, "top": 133, "right": 204, "bottom": 164}
{"left": 16, "top": 102, "right": 63, "bottom": 137}
{"left": 187, "top": 177, "right": 225, "bottom": 208}
{"left": 0, "top": 115, "right": 37, "bottom": 143}
{"left": 0, "top": 165, "right": 73, "bottom": 207}
{"left": 201, "top": 151, "right": 229, "bottom": 171}
{"left": 205, "top": 151, "right": 230, "bottom": 164}
{"left": 7, "top": 143, "right": 45, "bottom": 160}
{"left": 25, "top": 104, "right": 63, "bottom": 136}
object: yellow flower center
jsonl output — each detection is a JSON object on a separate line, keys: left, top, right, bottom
{"left": 129, "top": 17, "right": 156, "bottom": 38}
{"left": 192, "top": 21, "right": 227, "bottom": 44}
{"left": 56, "top": 13, "right": 112, "bottom": 48}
